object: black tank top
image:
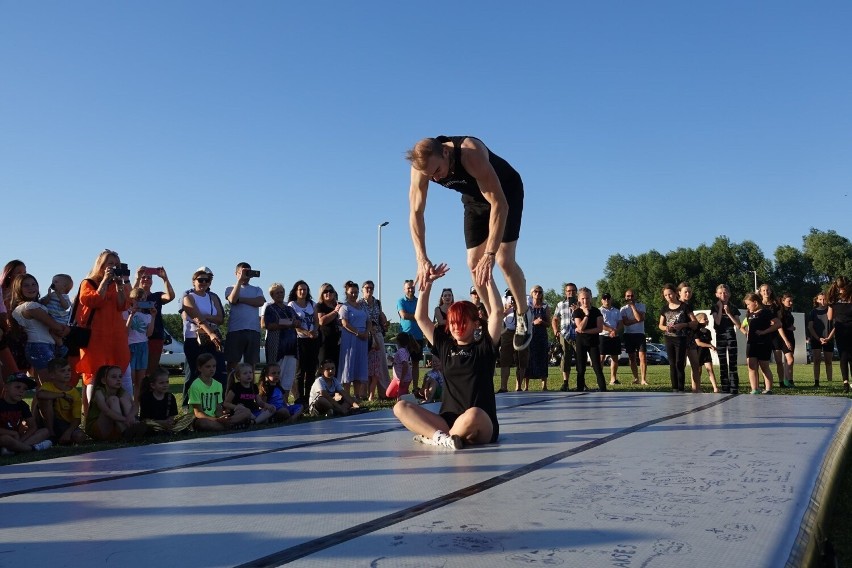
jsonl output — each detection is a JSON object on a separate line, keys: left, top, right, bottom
{"left": 433, "top": 136, "right": 522, "bottom": 205}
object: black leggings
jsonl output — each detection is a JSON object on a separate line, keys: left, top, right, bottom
{"left": 665, "top": 336, "right": 687, "bottom": 391}
{"left": 295, "top": 337, "right": 320, "bottom": 402}
{"left": 716, "top": 328, "right": 740, "bottom": 393}
{"left": 838, "top": 326, "right": 852, "bottom": 383}
{"left": 575, "top": 334, "right": 607, "bottom": 391}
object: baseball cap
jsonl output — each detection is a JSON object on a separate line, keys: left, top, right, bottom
{"left": 196, "top": 266, "right": 213, "bottom": 275}
{"left": 601, "top": 293, "right": 612, "bottom": 300}
{"left": 470, "top": 286, "right": 478, "bottom": 295}
{"left": 5, "top": 372, "right": 36, "bottom": 390}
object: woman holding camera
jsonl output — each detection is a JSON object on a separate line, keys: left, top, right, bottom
{"left": 133, "top": 266, "right": 176, "bottom": 375}
{"left": 76, "top": 250, "right": 132, "bottom": 412}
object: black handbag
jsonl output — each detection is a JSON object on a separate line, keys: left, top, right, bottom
{"left": 66, "top": 280, "right": 96, "bottom": 356}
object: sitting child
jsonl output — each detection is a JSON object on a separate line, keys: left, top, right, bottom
{"left": 1, "top": 372, "right": 53, "bottom": 454}
{"left": 421, "top": 357, "right": 445, "bottom": 403}
{"left": 258, "top": 363, "right": 303, "bottom": 423}
{"left": 189, "top": 353, "right": 252, "bottom": 431}
{"left": 139, "top": 367, "right": 194, "bottom": 433}
{"left": 85, "top": 365, "right": 147, "bottom": 441}
{"left": 36, "top": 357, "right": 86, "bottom": 445}
{"left": 386, "top": 332, "right": 413, "bottom": 400}
{"left": 224, "top": 363, "right": 275, "bottom": 425}
{"left": 694, "top": 313, "right": 720, "bottom": 393}
{"left": 309, "top": 360, "right": 359, "bottom": 417}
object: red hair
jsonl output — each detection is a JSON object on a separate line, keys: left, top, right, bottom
{"left": 445, "top": 301, "right": 482, "bottom": 336}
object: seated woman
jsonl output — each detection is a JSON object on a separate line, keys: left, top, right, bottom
{"left": 393, "top": 264, "right": 501, "bottom": 450}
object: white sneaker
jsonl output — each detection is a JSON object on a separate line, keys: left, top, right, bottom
{"left": 32, "top": 440, "right": 53, "bottom": 451}
{"left": 413, "top": 432, "right": 463, "bottom": 450}
{"left": 513, "top": 309, "right": 532, "bottom": 351}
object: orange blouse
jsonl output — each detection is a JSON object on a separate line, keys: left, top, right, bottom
{"left": 75, "top": 279, "right": 130, "bottom": 375}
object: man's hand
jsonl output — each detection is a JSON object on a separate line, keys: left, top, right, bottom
{"left": 472, "top": 253, "right": 495, "bottom": 288}
{"left": 415, "top": 258, "right": 433, "bottom": 291}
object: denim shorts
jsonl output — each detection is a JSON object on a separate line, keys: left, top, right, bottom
{"left": 26, "top": 342, "right": 56, "bottom": 370}
{"left": 129, "top": 342, "right": 150, "bottom": 371}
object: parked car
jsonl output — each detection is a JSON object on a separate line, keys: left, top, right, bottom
{"left": 160, "top": 330, "right": 185, "bottom": 374}
{"left": 606, "top": 342, "right": 668, "bottom": 366}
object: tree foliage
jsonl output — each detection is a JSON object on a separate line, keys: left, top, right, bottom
{"left": 596, "top": 230, "right": 849, "bottom": 341}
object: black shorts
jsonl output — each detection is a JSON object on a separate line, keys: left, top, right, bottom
{"left": 698, "top": 348, "right": 712, "bottom": 365}
{"left": 409, "top": 338, "right": 424, "bottom": 363}
{"left": 623, "top": 333, "right": 646, "bottom": 354}
{"left": 747, "top": 343, "right": 772, "bottom": 362}
{"left": 462, "top": 183, "right": 524, "bottom": 249}
{"left": 499, "top": 329, "right": 529, "bottom": 368}
{"left": 599, "top": 335, "right": 621, "bottom": 357}
{"left": 772, "top": 334, "right": 794, "bottom": 354}
{"left": 817, "top": 339, "right": 835, "bottom": 352}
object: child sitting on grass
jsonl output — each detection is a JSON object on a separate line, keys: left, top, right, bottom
{"left": 36, "top": 357, "right": 86, "bottom": 444}
{"left": 693, "top": 313, "right": 720, "bottom": 393}
{"left": 421, "top": 357, "right": 445, "bottom": 403}
{"left": 189, "top": 353, "right": 252, "bottom": 431}
{"left": 85, "top": 365, "right": 147, "bottom": 441}
{"left": 386, "top": 332, "right": 413, "bottom": 400}
{"left": 139, "top": 367, "right": 194, "bottom": 433}
{"left": 309, "top": 360, "right": 359, "bottom": 417}
{"left": 258, "top": 363, "right": 303, "bottom": 423}
{"left": 1, "top": 372, "right": 53, "bottom": 455}
{"left": 224, "top": 362, "right": 276, "bottom": 425}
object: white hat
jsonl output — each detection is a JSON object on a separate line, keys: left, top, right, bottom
{"left": 196, "top": 266, "right": 213, "bottom": 275}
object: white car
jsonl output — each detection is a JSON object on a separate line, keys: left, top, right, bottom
{"left": 160, "top": 331, "right": 185, "bottom": 373}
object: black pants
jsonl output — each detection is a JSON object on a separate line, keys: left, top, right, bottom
{"left": 576, "top": 334, "right": 607, "bottom": 391}
{"left": 665, "top": 335, "right": 687, "bottom": 391}
{"left": 295, "top": 337, "right": 320, "bottom": 403}
{"left": 716, "top": 328, "right": 739, "bottom": 393}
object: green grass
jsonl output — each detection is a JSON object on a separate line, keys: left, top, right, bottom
{"left": 3, "top": 363, "right": 851, "bottom": 566}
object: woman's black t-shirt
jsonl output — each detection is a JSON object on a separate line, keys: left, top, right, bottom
{"left": 433, "top": 326, "right": 499, "bottom": 441}
{"left": 573, "top": 306, "right": 603, "bottom": 341}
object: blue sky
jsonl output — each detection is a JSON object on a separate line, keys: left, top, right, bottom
{"left": 2, "top": 2, "right": 850, "bottom": 316}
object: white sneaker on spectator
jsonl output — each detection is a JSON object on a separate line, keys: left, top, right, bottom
{"left": 32, "top": 440, "right": 53, "bottom": 451}
{"left": 513, "top": 309, "right": 532, "bottom": 351}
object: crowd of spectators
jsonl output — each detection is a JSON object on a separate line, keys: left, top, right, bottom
{"left": 2, "top": 251, "right": 851, "bottom": 456}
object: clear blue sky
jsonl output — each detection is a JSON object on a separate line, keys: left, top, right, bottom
{"left": 2, "top": 2, "right": 850, "bottom": 317}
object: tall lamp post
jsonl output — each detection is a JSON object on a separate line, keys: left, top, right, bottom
{"left": 377, "top": 221, "right": 389, "bottom": 305}
{"left": 748, "top": 270, "right": 758, "bottom": 292}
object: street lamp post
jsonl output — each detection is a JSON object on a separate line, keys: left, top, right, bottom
{"left": 378, "top": 221, "right": 389, "bottom": 305}
{"left": 749, "top": 270, "right": 758, "bottom": 293}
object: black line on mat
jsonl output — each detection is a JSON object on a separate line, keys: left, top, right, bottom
{"left": 0, "top": 396, "right": 563, "bottom": 499}
{"left": 236, "top": 394, "right": 735, "bottom": 568}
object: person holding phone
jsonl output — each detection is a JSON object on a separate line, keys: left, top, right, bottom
{"left": 133, "top": 265, "right": 175, "bottom": 375}
{"left": 224, "top": 262, "right": 265, "bottom": 374}
{"left": 620, "top": 289, "right": 648, "bottom": 386}
{"left": 552, "top": 283, "right": 579, "bottom": 391}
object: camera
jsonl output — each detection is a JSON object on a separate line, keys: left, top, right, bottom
{"left": 568, "top": 296, "right": 577, "bottom": 305}
{"left": 137, "top": 301, "right": 155, "bottom": 310}
{"left": 246, "top": 270, "right": 261, "bottom": 278}
{"left": 113, "top": 263, "right": 130, "bottom": 278}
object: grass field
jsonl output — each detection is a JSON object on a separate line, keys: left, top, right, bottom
{"left": 3, "top": 362, "right": 851, "bottom": 566}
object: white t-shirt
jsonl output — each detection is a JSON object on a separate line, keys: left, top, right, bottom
{"left": 123, "top": 310, "right": 152, "bottom": 345}
{"left": 225, "top": 284, "right": 263, "bottom": 332}
{"left": 12, "top": 302, "right": 54, "bottom": 344}
{"left": 600, "top": 306, "right": 621, "bottom": 336}
{"left": 620, "top": 302, "right": 646, "bottom": 334}
{"left": 289, "top": 300, "right": 316, "bottom": 332}
{"left": 309, "top": 375, "right": 343, "bottom": 405}
{"left": 183, "top": 291, "right": 219, "bottom": 339}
